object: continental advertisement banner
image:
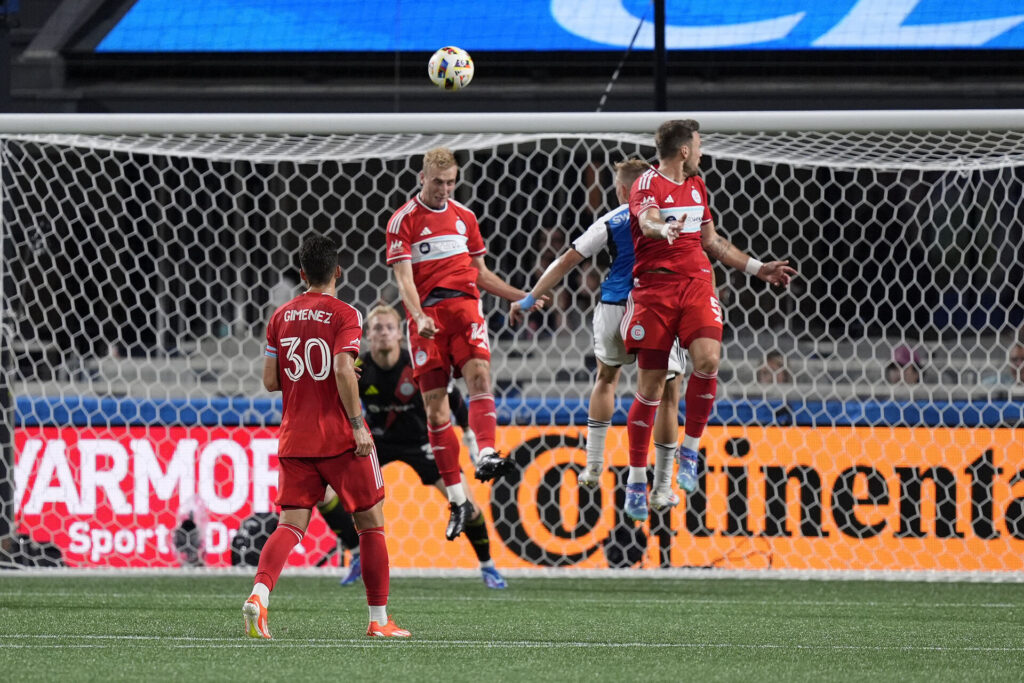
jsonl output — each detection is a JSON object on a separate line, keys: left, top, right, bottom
{"left": 12, "top": 425, "right": 1024, "bottom": 571}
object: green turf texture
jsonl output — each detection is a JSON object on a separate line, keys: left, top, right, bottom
{"left": 1, "top": 575, "right": 1022, "bottom": 682}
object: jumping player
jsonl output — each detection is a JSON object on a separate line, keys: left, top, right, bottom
{"left": 623, "top": 120, "right": 796, "bottom": 521}
{"left": 386, "top": 147, "right": 546, "bottom": 541}
{"left": 243, "top": 235, "right": 409, "bottom": 639}
{"left": 510, "top": 159, "right": 686, "bottom": 510}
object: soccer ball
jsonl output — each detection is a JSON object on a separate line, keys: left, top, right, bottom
{"left": 428, "top": 46, "right": 474, "bottom": 91}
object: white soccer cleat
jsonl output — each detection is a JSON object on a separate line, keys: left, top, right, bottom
{"left": 578, "top": 464, "right": 603, "bottom": 489}
{"left": 650, "top": 486, "right": 680, "bottom": 510}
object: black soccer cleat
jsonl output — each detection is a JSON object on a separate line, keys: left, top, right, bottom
{"left": 473, "top": 449, "right": 516, "bottom": 482}
{"left": 445, "top": 500, "right": 474, "bottom": 541}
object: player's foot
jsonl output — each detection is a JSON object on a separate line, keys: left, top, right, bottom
{"left": 242, "top": 595, "right": 271, "bottom": 639}
{"left": 650, "top": 486, "right": 680, "bottom": 511}
{"left": 577, "top": 464, "right": 602, "bottom": 489}
{"left": 366, "top": 617, "right": 411, "bottom": 638}
{"left": 624, "top": 482, "right": 648, "bottom": 521}
{"left": 676, "top": 447, "right": 700, "bottom": 493}
{"left": 340, "top": 554, "right": 362, "bottom": 586}
{"left": 480, "top": 566, "right": 508, "bottom": 589}
{"left": 445, "top": 500, "right": 474, "bottom": 540}
{"left": 474, "top": 448, "right": 515, "bottom": 481}
{"left": 463, "top": 429, "right": 480, "bottom": 464}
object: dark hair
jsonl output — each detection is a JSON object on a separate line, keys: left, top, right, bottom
{"left": 766, "top": 349, "right": 785, "bottom": 363}
{"left": 655, "top": 119, "right": 700, "bottom": 159}
{"left": 299, "top": 235, "right": 339, "bottom": 286}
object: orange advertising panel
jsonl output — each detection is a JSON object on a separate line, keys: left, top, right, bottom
{"left": 383, "top": 426, "right": 1024, "bottom": 572}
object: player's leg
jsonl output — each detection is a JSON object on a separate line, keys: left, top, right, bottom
{"left": 651, "top": 371, "right": 683, "bottom": 510}
{"left": 423, "top": 383, "right": 474, "bottom": 540}
{"left": 316, "top": 487, "right": 361, "bottom": 586}
{"left": 627, "top": 360, "right": 669, "bottom": 521}
{"left": 448, "top": 381, "right": 480, "bottom": 463}
{"left": 461, "top": 357, "right": 514, "bottom": 481}
{"left": 430, "top": 478, "right": 507, "bottom": 589}
{"left": 351, "top": 501, "right": 410, "bottom": 637}
{"left": 580, "top": 359, "right": 620, "bottom": 487}
{"left": 677, "top": 336, "right": 720, "bottom": 491}
{"left": 244, "top": 457, "right": 322, "bottom": 639}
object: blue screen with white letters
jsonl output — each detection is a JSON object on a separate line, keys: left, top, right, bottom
{"left": 96, "top": 0, "right": 1024, "bottom": 52}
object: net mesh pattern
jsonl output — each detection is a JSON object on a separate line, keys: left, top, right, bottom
{"left": 1, "top": 127, "right": 1022, "bottom": 572}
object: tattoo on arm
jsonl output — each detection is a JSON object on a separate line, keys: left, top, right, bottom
{"left": 707, "top": 235, "right": 731, "bottom": 260}
{"left": 349, "top": 414, "right": 364, "bottom": 429}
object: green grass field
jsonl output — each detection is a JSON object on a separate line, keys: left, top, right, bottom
{"left": 1, "top": 575, "right": 1022, "bottom": 682}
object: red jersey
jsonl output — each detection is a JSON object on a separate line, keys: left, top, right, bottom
{"left": 265, "top": 292, "right": 364, "bottom": 458}
{"left": 385, "top": 195, "right": 486, "bottom": 300}
{"left": 629, "top": 169, "right": 714, "bottom": 282}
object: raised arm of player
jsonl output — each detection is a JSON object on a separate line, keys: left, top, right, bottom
{"left": 334, "top": 351, "right": 373, "bottom": 456}
{"left": 509, "top": 248, "right": 583, "bottom": 325}
{"left": 638, "top": 206, "right": 682, "bottom": 244}
{"left": 391, "top": 260, "right": 438, "bottom": 339}
{"left": 700, "top": 219, "right": 797, "bottom": 287}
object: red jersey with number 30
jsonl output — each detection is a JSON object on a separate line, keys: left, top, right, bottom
{"left": 385, "top": 196, "right": 486, "bottom": 299}
{"left": 265, "top": 292, "right": 363, "bottom": 458}
{"left": 630, "top": 169, "right": 714, "bottom": 282}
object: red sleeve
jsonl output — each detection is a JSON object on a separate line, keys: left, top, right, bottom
{"left": 385, "top": 204, "right": 413, "bottom": 264}
{"left": 698, "top": 178, "right": 713, "bottom": 223}
{"left": 265, "top": 314, "right": 279, "bottom": 359}
{"left": 333, "top": 304, "right": 364, "bottom": 358}
{"left": 465, "top": 210, "right": 485, "bottom": 256}
{"left": 630, "top": 175, "right": 658, "bottom": 219}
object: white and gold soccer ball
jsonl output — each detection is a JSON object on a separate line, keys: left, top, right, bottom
{"left": 427, "top": 46, "right": 474, "bottom": 91}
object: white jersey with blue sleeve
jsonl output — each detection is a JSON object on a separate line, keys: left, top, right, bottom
{"left": 572, "top": 204, "right": 635, "bottom": 305}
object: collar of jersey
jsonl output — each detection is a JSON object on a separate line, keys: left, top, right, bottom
{"left": 415, "top": 195, "right": 449, "bottom": 213}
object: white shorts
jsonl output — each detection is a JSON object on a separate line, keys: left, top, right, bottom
{"left": 593, "top": 302, "right": 685, "bottom": 378}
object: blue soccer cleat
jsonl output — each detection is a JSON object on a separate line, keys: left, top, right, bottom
{"left": 676, "top": 448, "right": 700, "bottom": 493}
{"left": 624, "top": 482, "right": 648, "bottom": 521}
{"left": 340, "top": 554, "right": 362, "bottom": 586}
{"left": 480, "top": 566, "right": 508, "bottom": 589}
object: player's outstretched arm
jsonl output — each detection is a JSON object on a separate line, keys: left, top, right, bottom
{"left": 509, "top": 248, "right": 583, "bottom": 325}
{"left": 391, "top": 260, "right": 438, "bottom": 339}
{"left": 262, "top": 356, "right": 281, "bottom": 392}
{"left": 700, "top": 220, "right": 797, "bottom": 287}
{"left": 638, "top": 207, "right": 681, "bottom": 245}
{"left": 334, "top": 352, "right": 373, "bottom": 456}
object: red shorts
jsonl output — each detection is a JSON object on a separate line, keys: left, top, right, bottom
{"left": 622, "top": 273, "right": 722, "bottom": 355}
{"left": 408, "top": 296, "right": 491, "bottom": 392}
{"left": 275, "top": 448, "right": 385, "bottom": 513}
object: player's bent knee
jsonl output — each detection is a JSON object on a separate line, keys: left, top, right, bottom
{"left": 595, "top": 361, "right": 621, "bottom": 385}
{"left": 352, "top": 501, "right": 385, "bottom": 531}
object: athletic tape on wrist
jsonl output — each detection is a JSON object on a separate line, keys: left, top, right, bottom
{"left": 745, "top": 258, "right": 764, "bottom": 276}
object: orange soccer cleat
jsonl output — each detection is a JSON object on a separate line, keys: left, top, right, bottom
{"left": 242, "top": 595, "right": 272, "bottom": 639}
{"left": 366, "top": 617, "right": 411, "bottom": 638}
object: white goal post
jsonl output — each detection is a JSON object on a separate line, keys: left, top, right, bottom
{"left": 1, "top": 110, "right": 1023, "bottom": 577}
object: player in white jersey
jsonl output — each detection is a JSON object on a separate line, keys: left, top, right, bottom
{"left": 510, "top": 160, "right": 685, "bottom": 509}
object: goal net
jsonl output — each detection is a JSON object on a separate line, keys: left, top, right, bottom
{"left": 2, "top": 112, "right": 1023, "bottom": 575}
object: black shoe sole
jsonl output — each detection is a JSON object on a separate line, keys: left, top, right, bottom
{"left": 473, "top": 457, "right": 516, "bottom": 482}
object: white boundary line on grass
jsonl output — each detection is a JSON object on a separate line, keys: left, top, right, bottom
{"left": 5, "top": 566, "right": 1024, "bottom": 583}
{"left": 1, "top": 635, "right": 1023, "bottom": 652}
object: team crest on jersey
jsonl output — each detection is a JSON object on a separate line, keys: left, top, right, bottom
{"left": 691, "top": 188, "right": 701, "bottom": 203}
{"left": 415, "top": 350, "right": 428, "bottom": 366}
{"left": 455, "top": 219, "right": 467, "bottom": 235}
{"left": 630, "top": 324, "right": 645, "bottom": 341}
{"left": 399, "top": 381, "right": 416, "bottom": 397}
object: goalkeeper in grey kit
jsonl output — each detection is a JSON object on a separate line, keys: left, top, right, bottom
{"left": 317, "top": 304, "right": 507, "bottom": 589}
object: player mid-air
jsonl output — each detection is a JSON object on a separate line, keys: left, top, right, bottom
{"left": 510, "top": 159, "right": 687, "bottom": 511}
{"left": 386, "top": 147, "right": 547, "bottom": 540}
{"left": 623, "top": 119, "right": 796, "bottom": 521}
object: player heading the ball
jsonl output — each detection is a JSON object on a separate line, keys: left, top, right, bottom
{"left": 386, "top": 147, "right": 547, "bottom": 541}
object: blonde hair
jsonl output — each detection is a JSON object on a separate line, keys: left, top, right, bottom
{"left": 366, "top": 304, "right": 402, "bottom": 325}
{"left": 422, "top": 147, "right": 458, "bottom": 173}
{"left": 613, "top": 158, "right": 651, "bottom": 189}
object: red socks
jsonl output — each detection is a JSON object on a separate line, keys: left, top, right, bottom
{"left": 467, "top": 392, "right": 497, "bottom": 452}
{"left": 427, "top": 421, "right": 463, "bottom": 486}
{"left": 684, "top": 370, "right": 718, "bottom": 439}
{"left": 358, "top": 526, "right": 390, "bottom": 607}
{"left": 253, "top": 522, "right": 304, "bottom": 592}
{"left": 626, "top": 393, "right": 660, "bottom": 468}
